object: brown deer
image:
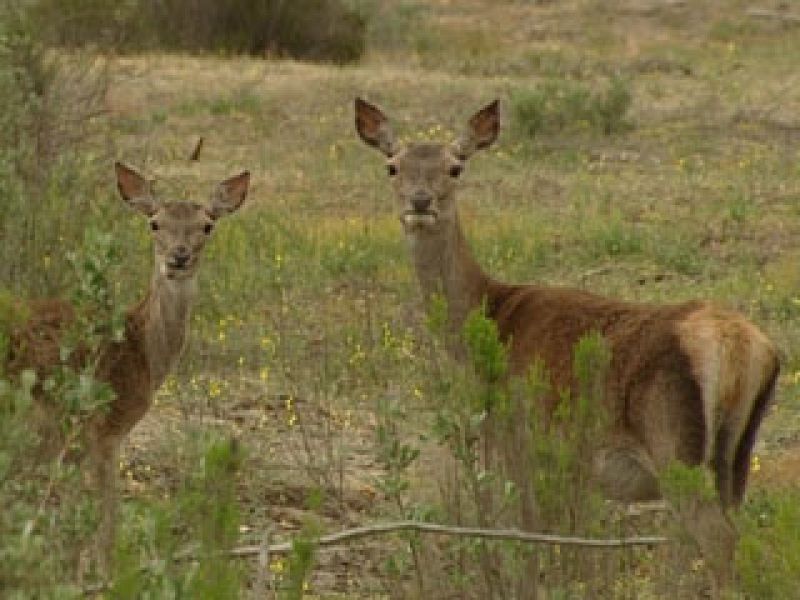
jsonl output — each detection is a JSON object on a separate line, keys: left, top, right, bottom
{"left": 7, "top": 162, "right": 249, "bottom": 572}
{"left": 355, "top": 97, "right": 779, "bottom": 586}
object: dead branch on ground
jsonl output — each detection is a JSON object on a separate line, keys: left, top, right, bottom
{"left": 83, "top": 520, "right": 668, "bottom": 595}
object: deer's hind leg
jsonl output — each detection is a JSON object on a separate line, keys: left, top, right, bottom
{"left": 593, "top": 434, "right": 662, "bottom": 503}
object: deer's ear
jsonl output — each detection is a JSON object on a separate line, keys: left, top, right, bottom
{"left": 452, "top": 100, "right": 500, "bottom": 160}
{"left": 115, "top": 162, "right": 159, "bottom": 216}
{"left": 355, "top": 97, "right": 397, "bottom": 157}
{"left": 209, "top": 170, "right": 249, "bottom": 219}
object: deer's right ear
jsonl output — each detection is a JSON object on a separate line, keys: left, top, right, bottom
{"left": 115, "top": 162, "right": 159, "bottom": 217}
{"left": 355, "top": 98, "right": 396, "bottom": 157}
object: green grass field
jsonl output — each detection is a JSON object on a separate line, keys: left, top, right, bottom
{"left": 5, "top": 0, "right": 800, "bottom": 596}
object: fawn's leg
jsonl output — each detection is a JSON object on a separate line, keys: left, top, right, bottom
{"left": 88, "top": 432, "right": 121, "bottom": 578}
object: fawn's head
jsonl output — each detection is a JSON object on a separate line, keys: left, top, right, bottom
{"left": 355, "top": 98, "right": 499, "bottom": 236}
{"left": 114, "top": 162, "right": 249, "bottom": 281}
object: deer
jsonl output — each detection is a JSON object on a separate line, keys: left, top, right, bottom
{"left": 6, "top": 162, "right": 249, "bottom": 573}
{"left": 355, "top": 97, "right": 780, "bottom": 589}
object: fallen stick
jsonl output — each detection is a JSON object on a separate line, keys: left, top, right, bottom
{"left": 83, "top": 520, "right": 668, "bottom": 595}
{"left": 227, "top": 520, "right": 669, "bottom": 559}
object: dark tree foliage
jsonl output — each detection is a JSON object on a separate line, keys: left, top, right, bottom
{"left": 31, "top": 0, "right": 366, "bottom": 64}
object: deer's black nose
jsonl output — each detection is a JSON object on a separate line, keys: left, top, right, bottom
{"left": 172, "top": 247, "right": 190, "bottom": 268}
{"left": 411, "top": 192, "right": 432, "bottom": 213}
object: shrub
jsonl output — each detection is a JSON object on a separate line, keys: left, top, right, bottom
{"left": 593, "top": 74, "right": 632, "bottom": 134}
{"left": 511, "top": 75, "right": 632, "bottom": 139}
{"left": 27, "top": 0, "right": 136, "bottom": 49}
{"left": 0, "top": 27, "right": 114, "bottom": 591}
{"left": 416, "top": 307, "right": 624, "bottom": 598}
{"left": 111, "top": 434, "right": 245, "bottom": 597}
{"left": 0, "top": 2, "right": 108, "bottom": 298}
{"left": 0, "top": 226, "right": 123, "bottom": 595}
{"left": 737, "top": 489, "right": 800, "bottom": 598}
{"left": 29, "top": 0, "right": 366, "bottom": 63}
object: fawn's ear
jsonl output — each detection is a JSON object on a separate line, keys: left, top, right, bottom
{"left": 115, "top": 162, "right": 159, "bottom": 216}
{"left": 452, "top": 100, "right": 500, "bottom": 160}
{"left": 355, "top": 97, "right": 397, "bottom": 157}
{"left": 209, "top": 170, "right": 249, "bottom": 219}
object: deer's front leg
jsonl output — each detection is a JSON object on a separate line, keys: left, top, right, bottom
{"left": 87, "top": 431, "right": 121, "bottom": 578}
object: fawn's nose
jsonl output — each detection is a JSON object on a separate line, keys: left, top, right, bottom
{"left": 172, "top": 246, "right": 190, "bottom": 268}
{"left": 411, "top": 192, "right": 432, "bottom": 213}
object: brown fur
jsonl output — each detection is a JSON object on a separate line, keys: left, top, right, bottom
{"left": 356, "top": 98, "right": 780, "bottom": 591}
{"left": 8, "top": 297, "right": 152, "bottom": 439}
{"left": 485, "top": 282, "right": 779, "bottom": 506}
{"left": 355, "top": 97, "right": 780, "bottom": 508}
{"left": 5, "top": 162, "right": 249, "bottom": 574}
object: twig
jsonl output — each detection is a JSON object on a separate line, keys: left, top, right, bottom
{"left": 225, "top": 520, "right": 668, "bottom": 558}
{"left": 625, "top": 500, "right": 670, "bottom": 517}
{"left": 83, "top": 520, "right": 668, "bottom": 595}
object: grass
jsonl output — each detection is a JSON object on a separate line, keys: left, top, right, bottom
{"left": 94, "top": 37, "right": 794, "bottom": 595}
{"left": 5, "top": 0, "right": 800, "bottom": 596}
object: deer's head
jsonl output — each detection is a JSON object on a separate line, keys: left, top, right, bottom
{"left": 114, "top": 162, "right": 249, "bottom": 281}
{"left": 355, "top": 98, "right": 499, "bottom": 236}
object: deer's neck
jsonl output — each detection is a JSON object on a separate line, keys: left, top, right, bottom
{"left": 132, "top": 271, "right": 195, "bottom": 392}
{"left": 407, "top": 212, "right": 492, "bottom": 337}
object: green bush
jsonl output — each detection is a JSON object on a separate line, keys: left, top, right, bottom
{"left": 737, "top": 489, "right": 800, "bottom": 598}
{"left": 593, "top": 75, "right": 633, "bottom": 134}
{"left": 0, "top": 2, "right": 109, "bottom": 298}
{"left": 418, "top": 307, "right": 621, "bottom": 598}
{"left": 30, "top": 0, "right": 366, "bottom": 63}
{"left": 111, "top": 435, "right": 245, "bottom": 598}
{"left": 0, "top": 226, "right": 123, "bottom": 596}
{"left": 0, "top": 10, "right": 127, "bottom": 586}
{"left": 511, "top": 75, "right": 632, "bottom": 139}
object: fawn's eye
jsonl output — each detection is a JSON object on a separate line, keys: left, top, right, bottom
{"left": 387, "top": 164, "right": 397, "bottom": 177}
{"left": 449, "top": 164, "right": 463, "bottom": 178}
{"left": 203, "top": 223, "right": 213, "bottom": 235}
{"left": 150, "top": 221, "right": 159, "bottom": 231}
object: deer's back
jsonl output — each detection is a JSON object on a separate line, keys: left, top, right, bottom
{"left": 488, "top": 287, "right": 704, "bottom": 458}
{"left": 488, "top": 284, "right": 700, "bottom": 383}
{"left": 487, "top": 283, "right": 778, "bottom": 469}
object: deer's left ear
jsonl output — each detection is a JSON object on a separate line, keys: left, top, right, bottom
{"left": 452, "top": 100, "right": 500, "bottom": 160}
{"left": 115, "top": 162, "right": 159, "bottom": 216}
{"left": 209, "top": 170, "right": 249, "bottom": 219}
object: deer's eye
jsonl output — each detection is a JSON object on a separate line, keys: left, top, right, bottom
{"left": 449, "top": 164, "right": 463, "bottom": 178}
{"left": 150, "top": 220, "right": 159, "bottom": 231}
{"left": 387, "top": 164, "right": 397, "bottom": 177}
{"left": 203, "top": 223, "right": 213, "bottom": 235}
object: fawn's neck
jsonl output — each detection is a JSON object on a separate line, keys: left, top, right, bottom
{"left": 407, "top": 211, "right": 492, "bottom": 338}
{"left": 133, "top": 271, "right": 195, "bottom": 392}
